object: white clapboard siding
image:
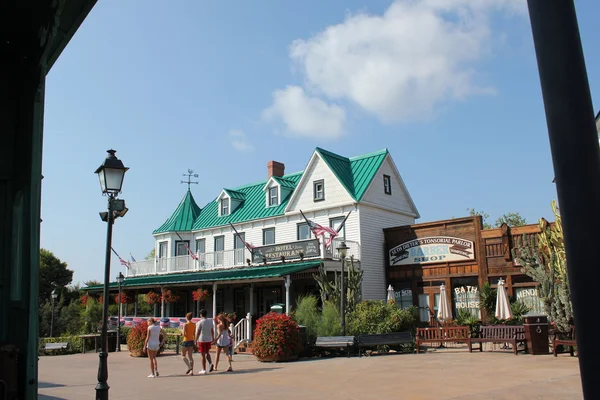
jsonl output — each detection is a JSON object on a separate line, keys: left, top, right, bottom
{"left": 360, "top": 155, "right": 418, "bottom": 217}
{"left": 358, "top": 204, "right": 415, "bottom": 300}
{"left": 286, "top": 153, "right": 354, "bottom": 213}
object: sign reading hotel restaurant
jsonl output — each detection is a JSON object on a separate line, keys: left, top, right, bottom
{"left": 252, "top": 239, "right": 320, "bottom": 263}
{"left": 389, "top": 236, "right": 475, "bottom": 265}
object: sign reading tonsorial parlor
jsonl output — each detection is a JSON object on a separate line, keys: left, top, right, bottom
{"left": 389, "top": 236, "right": 475, "bottom": 265}
{"left": 253, "top": 239, "right": 320, "bottom": 263}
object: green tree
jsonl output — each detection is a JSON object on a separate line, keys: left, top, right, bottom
{"left": 494, "top": 212, "right": 527, "bottom": 228}
{"left": 145, "top": 249, "right": 155, "bottom": 260}
{"left": 467, "top": 208, "right": 492, "bottom": 229}
{"left": 39, "top": 249, "right": 74, "bottom": 302}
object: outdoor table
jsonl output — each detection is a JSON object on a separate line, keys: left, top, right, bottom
{"left": 167, "top": 333, "right": 182, "bottom": 355}
{"left": 79, "top": 334, "right": 100, "bottom": 354}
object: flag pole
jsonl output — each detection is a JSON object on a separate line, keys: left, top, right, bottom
{"left": 299, "top": 210, "right": 320, "bottom": 240}
{"left": 229, "top": 222, "right": 255, "bottom": 253}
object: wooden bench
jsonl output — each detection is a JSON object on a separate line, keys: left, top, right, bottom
{"left": 314, "top": 336, "right": 356, "bottom": 357}
{"left": 357, "top": 332, "right": 413, "bottom": 357}
{"left": 469, "top": 325, "right": 526, "bottom": 355}
{"left": 553, "top": 325, "right": 577, "bottom": 357}
{"left": 415, "top": 327, "right": 471, "bottom": 353}
{"left": 45, "top": 342, "right": 68, "bottom": 353}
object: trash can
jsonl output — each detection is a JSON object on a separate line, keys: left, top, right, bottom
{"left": 107, "top": 330, "right": 117, "bottom": 353}
{"left": 270, "top": 303, "right": 285, "bottom": 314}
{"left": 523, "top": 314, "right": 549, "bottom": 355}
{"left": 298, "top": 325, "right": 312, "bottom": 357}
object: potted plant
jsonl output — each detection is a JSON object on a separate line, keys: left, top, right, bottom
{"left": 192, "top": 288, "right": 210, "bottom": 302}
{"left": 126, "top": 320, "right": 166, "bottom": 357}
{"left": 253, "top": 312, "right": 303, "bottom": 362}
{"left": 161, "top": 289, "right": 179, "bottom": 303}
{"left": 145, "top": 291, "right": 161, "bottom": 306}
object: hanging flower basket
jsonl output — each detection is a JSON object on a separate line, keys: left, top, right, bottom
{"left": 80, "top": 294, "right": 89, "bottom": 306}
{"left": 114, "top": 292, "right": 129, "bottom": 304}
{"left": 192, "top": 288, "right": 210, "bottom": 302}
{"left": 161, "top": 289, "right": 179, "bottom": 303}
{"left": 145, "top": 291, "right": 161, "bottom": 305}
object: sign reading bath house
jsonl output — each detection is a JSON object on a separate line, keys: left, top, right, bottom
{"left": 389, "top": 236, "right": 475, "bottom": 265}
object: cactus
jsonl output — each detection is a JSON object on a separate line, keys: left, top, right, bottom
{"left": 313, "top": 256, "right": 363, "bottom": 314}
{"left": 512, "top": 200, "right": 572, "bottom": 331}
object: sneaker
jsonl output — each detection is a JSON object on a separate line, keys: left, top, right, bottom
{"left": 155, "top": 371, "right": 159, "bottom": 377}
{"left": 147, "top": 374, "right": 155, "bottom": 378}
{"left": 208, "top": 363, "right": 214, "bottom": 373}
{"left": 185, "top": 368, "right": 193, "bottom": 375}
{"left": 198, "top": 370, "right": 206, "bottom": 375}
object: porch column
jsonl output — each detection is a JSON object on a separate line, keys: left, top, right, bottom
{"left": 285, "top": 275, "right": 291, "bottom": 316}
{"left": 212, "top": 282, "right": 217, "bottom": 317}
{"left": 160, "top": 286, "right": 165, "bottom": 319}
{"left": 320, "top": 238, "right": 326, "bottom": 259}
{"left": 249, "top": 283, "right": 254, "bottom": 316}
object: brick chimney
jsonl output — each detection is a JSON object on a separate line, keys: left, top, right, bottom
{"left": 267, "top": 160, "right": 285, "bottom": 179}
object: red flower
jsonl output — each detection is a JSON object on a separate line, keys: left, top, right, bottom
{"left": 114, "top": 292, "right": 129, "bottom": 304}
{"left": 252, "top": 312, "right": 303, "bottom": 359}
{"left": 161, "top": 289, "right": 179, "bottom": 303}
{"left": 192, "top": 288, "right": 210, "bottom": 302}
{"left": 80, "top": 294, "right": 89, "bottom": 306}
{"left": 145, "top": 291, "right": 161, "bottom": 305}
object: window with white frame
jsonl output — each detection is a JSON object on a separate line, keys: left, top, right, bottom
{"left": 329, "top": 217, "right": 346, "bottom": 240}
{"left": 383, "top": 174, "right": 392, "bottom": 195}
{"left": 269, "top": 187, "right": 278, "bottom": 206}
{"left": 196, "top": 239, "right": 205, "bottom": 254}
{"left": 313, "top": 180, "right": 324, "bottom": 201}
{"left": 158, "top": 241, "right": 168, "bottom": 258}
{"left": 220, "top": 198, "right": 229, "bottom": 216}
{"left": 175, "top": 241, "right": 190, "bottom": 256}
{"left": 263, "top": 228, "right": 275, "bottom": 245}
{"left": 297, "top": 223, "right": 310, "bottom": 240}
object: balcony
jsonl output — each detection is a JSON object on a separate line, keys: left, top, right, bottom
{"left": 126, "top": 240, "right": 360, "bottom": 278}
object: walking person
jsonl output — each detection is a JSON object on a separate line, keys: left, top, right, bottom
{"left": 213, "top": 314, "right": 233, "bottom": 372}
{"left": 194, "top": 309, "right": 214, "bottom": 375}
{"left": 181, "top": 312, "right": 195, "bottom": 375}
{"left": 144, "top": 318, "right": 164, "bottom": 378}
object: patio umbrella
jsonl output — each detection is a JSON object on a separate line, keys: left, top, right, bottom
{"left": 495, "top": 278, "right": 513, "bottom": 321}
{"left": 437, "top": 284, "right": 452, "bottom": 321}
{"left": 387, "top": 285, "right": 395, "bottom": 304}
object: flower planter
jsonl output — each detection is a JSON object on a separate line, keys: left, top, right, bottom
{"left": 129, "top": 349, "right": 146, "bottom": 358}
{"left": 256, "top": 354, "right": 299, "bottom": 363}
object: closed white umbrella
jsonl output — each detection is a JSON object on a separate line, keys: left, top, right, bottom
{"left": 495, "top": 278, "right": 513, "bottom": 320}
{"left": 387, "top": 285, "right": 395, "bottom": 304}
{"left": 437, "top": 284, "right": 452, "bottom": 321}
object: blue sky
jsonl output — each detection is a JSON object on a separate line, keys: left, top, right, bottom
{"left": 42, "top": 0, "right": 600, "bottom": 285}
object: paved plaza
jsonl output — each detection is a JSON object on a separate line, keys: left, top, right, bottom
{"left": 39, "top": 349, "right": 582, "bottom": 399}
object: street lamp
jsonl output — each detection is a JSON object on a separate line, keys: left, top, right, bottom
{"left": 336, "top": 241, "right": 349, "bottom": 336}
{"left": 116, "top": 272, "right": 125, "bottom": 352}
{"left": 95, "top": 149, "right": 128, "bottom": 400}
{"left": 50, "top": 288, "right": 58, "bottom": 337}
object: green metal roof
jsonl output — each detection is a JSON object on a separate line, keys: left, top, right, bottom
{"left": 154, "top": 148, "right": 389, "bottom": 233}
{"left": 191, "top": 171, "right": 303, "bottom": 230}
{"left": 223, "top": 189, "right": 246, "bottom": 201}
{"left": 272, "top": 176, "right": 297, "bottom": 190}
{"left": 83, "top": 260, "right": 322, "bottom": 291}
{"left": 153, "top": 190, "right": 202, "bottom": 234}
{"left": 316, "top": 148, "right": 388, "bottom": 202}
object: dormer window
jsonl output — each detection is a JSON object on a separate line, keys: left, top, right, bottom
{"left": 313, "top": 180, "right": 324, "bottom": 201}
{"left": 269, "top": 187, "right": 279, "bottom": 206}
{"left": 221, "top": 198, "right": 229, "bottom": 216}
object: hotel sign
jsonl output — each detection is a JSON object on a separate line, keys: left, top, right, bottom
{"left": 252, "top": 239, "right": 320, "bottom": 263}
{"left": 389, "top": 236, "right": 475, "bottom": 266}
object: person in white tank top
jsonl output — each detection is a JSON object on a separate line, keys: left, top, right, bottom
{"left": 144, "top": 318, "right": 164, "bottom": 378}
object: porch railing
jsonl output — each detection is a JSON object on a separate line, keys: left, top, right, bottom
{"left": 231, "top": 313, "right": 253, "bottom": 350}
{"left": 125, "top": 239, "right": 360, "bottom": 277}
{"left": 325, "top": 238, "right": 360, "bottom": 260}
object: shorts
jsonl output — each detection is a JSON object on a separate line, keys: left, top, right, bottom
{"left": 198, "top": 341, "right": 211, "bottom": 354}
{"left": 147, "top": 344, "right": 160, "bottom": 351}
{"left": 181, "top": 340, "right": 194, "bottom": 348}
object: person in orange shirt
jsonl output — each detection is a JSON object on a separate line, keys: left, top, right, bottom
{"left": 181, "top": 312, "right": 195, "bottom": 375}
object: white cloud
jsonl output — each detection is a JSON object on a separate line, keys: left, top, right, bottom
{"left": 264, "top": 0, "right": 525, "bottom": 132}
{"left": 262, "top": 85, "right": 346, "bottom": 139}
{"left": 229, "top": 130, "right": 254, "bottom": 152}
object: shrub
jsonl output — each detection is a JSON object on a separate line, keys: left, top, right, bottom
{"left": 294, "top": 295, "right": 320, "bottom": 341}
{"left": 347, "top": 300, "right": 417, "bottom": 335}
{"left": 456, "top": 309, "right": 481, "bottom": 333}
{"left": 126, "top": 321, "right": 165, "bottom": 356}
{"left": 253, "top": 312, "right": 303, "bottom": 360}
{"left": 317, "top": 301, "right": 341, "bottom": 337}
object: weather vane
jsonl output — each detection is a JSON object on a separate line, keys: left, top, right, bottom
{"left": 181, "top": 169, "right": 199, "bottom": 190}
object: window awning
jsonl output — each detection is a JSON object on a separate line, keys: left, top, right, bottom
{"left": 83, "top": 260, "right": 322, "bottom": 291}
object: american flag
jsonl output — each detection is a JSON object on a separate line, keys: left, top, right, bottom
{"left": 229, "top": 223, "right": 256, "bottom": 252}
{"left": 118, "top": 256, "right": 130, "bottom": 268}
{"left": 130, "top": 253, "right": 137, "bottom": 263}
{"left": 300, "top": 211, "right": 339, "bottom": 248}
{"left": 182, "top": 242, "right": 199, "bottom": 260}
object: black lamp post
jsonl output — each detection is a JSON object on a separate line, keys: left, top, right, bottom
{"left": 336, "top": 241, "right": 349, "bottom": 336}
{"left": 50, "top": 288, "right": 58, "bottom": 337}
{"left": 116, "top": 272, "right": 125, "bottom": 352}
{"left": 95, "top": 149, "right": 128, "bottom": 400}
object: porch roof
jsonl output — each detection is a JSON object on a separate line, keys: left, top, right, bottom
{"left": 83, "top": 260, "right": 322, "bottom": 291}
